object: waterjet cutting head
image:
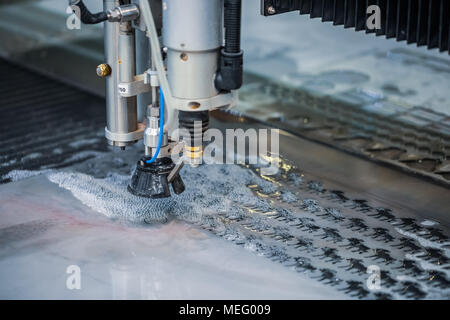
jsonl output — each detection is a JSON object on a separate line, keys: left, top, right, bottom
{"left": 73, "top": 0, "right": 242, "bottom": 198}
{"left": 128, "top": 157, "right": 185, "bottom": 198}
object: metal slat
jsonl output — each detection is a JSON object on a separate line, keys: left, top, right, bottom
{"left": 407, "top": 0, "right": 419, "bottom": 44}
{"left": 417, "top": 0, "right": 429, "bottom": 46}
{"left": 322, "top": 0, "right": 334, "bottom": 21}
{"left": 355, "top": 0, "right": 366, "bottom": 31}
{"left": 427, "top": 0, "right": 440, "bottom": 48}
{"left": 385, "top": 0, "right": 398, "bottom": 38}
{"left": 344, "top": 0, "right": 357, "bottom": 28}
{"left": 333, "top": 0, "right": 346, "bottom": 25}
{"left": 299, "top": 0, "right": 312, "bottom": 14}
{"left": 376, "top": 0, "right": 387, "bottom": 36}
{"left": 396, "top": 0, "right": 408, "bottom": 41}
{"left": 311, "top": 0, "right": 324, "bottom": 18}
{"left": 439, "top": 0, "right": 449, "bottom": 52}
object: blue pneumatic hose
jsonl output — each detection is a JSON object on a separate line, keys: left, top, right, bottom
{"left": 145, "top": 89, "right": 164, "bottom": 164}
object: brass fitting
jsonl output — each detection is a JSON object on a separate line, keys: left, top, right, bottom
{"left": 96, "top": 63, "right": 111, "bottom": 77}
{"left": 185, "top": 145, "right": 203, "bottom": 160}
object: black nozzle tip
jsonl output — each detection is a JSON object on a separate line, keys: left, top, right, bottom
{"left": 128, "top": 157, "right": 185, "bottom": 198}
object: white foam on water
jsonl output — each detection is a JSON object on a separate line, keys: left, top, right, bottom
{"left": 421, "top": 220, "right": 439, "bottom": 227}
{"left": 395, "top": 274, "right": 419, "bottom": 282}
{"left": 4, "top": 169, "right": 52, "bottom": 182}
{"left": 47, "top": 163, "right": 279, "bottom": 224}
{"left": 21, "top": 152, "right": 42, "bottom": 161}
{"left": 63, "top": 151, "right": 105, "bottom": 162}
{"left": 405, "top": 253, "right": 448, "bottom": 273}
{"left": 287, "top": 172, "right": 303, "bottom": 187}
{"left": 0, "top": 159, "right": 17, "bottom": 167}
{"left": 397, "top": 228, "right": 450, "bottom": 277}
{"left": 324, "top": 208, "right": 344, "bottom": 219}
{"left": 395, "top": 227, "right": 448, "bottom": 251}
{"left": 280, "top": 190, "right": 298, "bottom": 203}
{"left": 68, "top": 138, "right": 101, "bottom": 148}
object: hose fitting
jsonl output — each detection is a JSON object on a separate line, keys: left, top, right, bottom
{"left": 69, "top": 0, "right": 108, "bottom": 25}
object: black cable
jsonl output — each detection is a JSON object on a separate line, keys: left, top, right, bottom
{"left": 224, "top": 0, "right": 242, "bottom": 54}
{"left": 215, "top": 0, "right": 243, "bottom": 91}
{"left": 70, "top": 0, "right": 108, "bottom": 25}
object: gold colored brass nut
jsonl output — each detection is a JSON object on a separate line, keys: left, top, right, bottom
{"left": 185, "top": 146, "right": 203, "bottom": 159}
{"left": 96, "top": 64, "right": 111, "bottom": 77}
{"left": 186, "top": 146, "right": 202, "bottom": 152}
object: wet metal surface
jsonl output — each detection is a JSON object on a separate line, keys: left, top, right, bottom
{"left": 0, "top": 57, "right": 449, "bottom": 300}
{"left": 236, "top": 72, "right": 450, "bottom": 187}
{"left": 1, "top": 175, "right": 342, "bottom": 299}
{"left": 1, "top": 112, "right": 449, "bottom": 299}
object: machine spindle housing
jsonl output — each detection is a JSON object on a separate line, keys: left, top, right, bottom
{"left": 162, "top": 0, "right": 223, "bottom": 100}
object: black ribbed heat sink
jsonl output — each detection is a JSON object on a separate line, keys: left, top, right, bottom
{"left": 261, "top": 0, "right": 450, "bottom": 53}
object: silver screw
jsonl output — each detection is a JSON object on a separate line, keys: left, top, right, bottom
{"left": 267, "top": 6, "right": 276, "bottom": 15}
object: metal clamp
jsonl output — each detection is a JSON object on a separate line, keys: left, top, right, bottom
{"left": 118, "top": 74, "right": 152, "bottom": 97}
{"left": 144, "top": 69, "right": 160, "bottom": 87}
{"left": 105, "top": 122, "right": 145, "bottom": 142}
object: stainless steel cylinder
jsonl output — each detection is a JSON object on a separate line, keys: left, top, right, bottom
{"left": 162, "top": 0, "right": 222, "bottom": 51}
{"left": 104, "top": 0, "right": 138, "bottom": 148}
{"left": 166, "top": 50, "right": 218, "bottom": 99}
{"left": 163, "top": 0, "right": 223, "bottom": 100}
{"left": 135, "top": 28, "right": 151, "bottom": 122}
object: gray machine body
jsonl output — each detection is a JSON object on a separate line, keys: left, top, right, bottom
{"left": 102, "top": 0, "right": 227, "bottom": 149}
{"left": 135, "top": 28, "right": 151, "bottom": 122}
{"left": 163, "top": 0, "right": 223, "bottom": 100}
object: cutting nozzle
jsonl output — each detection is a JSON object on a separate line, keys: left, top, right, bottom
{"left": 128, "top": 157, "right": 185, "bottom": 198}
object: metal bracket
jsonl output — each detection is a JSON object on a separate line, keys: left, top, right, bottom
{"left": 118, "top": 74, "right": 152, "bottom": 97}
{"left": 144, "top": 69, "right": 159, "bottom": 87}
{"left": 105, "top": 122, "right": 146, "bottom": 142}
{"left": 168, "top": 161, "right": 185, "bottom": 183}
